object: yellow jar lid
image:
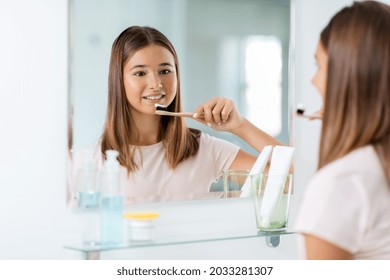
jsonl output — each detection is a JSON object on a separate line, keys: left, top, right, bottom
{"left": 123, "top": 212, "right": 160, "bottom": 220}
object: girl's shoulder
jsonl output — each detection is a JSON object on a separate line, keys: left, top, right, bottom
{"left": 310, "top": 145, "right": 384, "bottom": 192}
{"left": 197, "top": 132, "right": 240, "bottom": 159}
{"left": 316, "top": 145, "right": 379, "bottom": 178}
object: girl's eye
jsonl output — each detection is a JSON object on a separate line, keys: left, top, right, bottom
{"left": 160, "top": 69, "right": 171, "bottom": 75}
{"left": 134, "top": 71, "right": 146, "bottom": 77}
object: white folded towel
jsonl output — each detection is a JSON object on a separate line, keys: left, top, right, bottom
{"left": 240, "top": 145, "right": 273, "bottom": 198}
{"left": 259, "top": 146, "right": 294, "bottom": 228}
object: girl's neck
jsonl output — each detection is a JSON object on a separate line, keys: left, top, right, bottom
{"left": 131, "top": 114, "right": 162, "bottom": 146}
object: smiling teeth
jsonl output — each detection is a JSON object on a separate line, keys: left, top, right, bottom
{"left": 144, "top": 95, "right": 163, "bottom": 100}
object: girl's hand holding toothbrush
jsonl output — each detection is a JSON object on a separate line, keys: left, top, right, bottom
{"left": 192, "top": 97, "right": 245, "bottom": 132}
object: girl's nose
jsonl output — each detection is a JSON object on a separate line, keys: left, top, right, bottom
{"left": 149, "top": 74, "right": 162, "bottom": 90}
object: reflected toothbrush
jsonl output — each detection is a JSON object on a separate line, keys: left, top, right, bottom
{"left": 154, "top": 104, "right": 194, "bottom": 118}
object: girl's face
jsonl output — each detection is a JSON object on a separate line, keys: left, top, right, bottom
{"left": 123, "top": 44, "right": 177, "bottom": 116}
{"left": 312, "top": 41, "right": 328, "bottom": 102}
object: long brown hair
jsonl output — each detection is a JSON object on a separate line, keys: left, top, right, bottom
{"left": 318, "top": 1, "right": 390, "bottom": 182}
{"left": 101, "top": 26, "right": 200, "bottom": 173}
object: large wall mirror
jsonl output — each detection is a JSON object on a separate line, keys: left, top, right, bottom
{"left": 68, "top": 0, "right": 292, "bottom": 205}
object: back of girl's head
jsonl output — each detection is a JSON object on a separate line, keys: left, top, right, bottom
{"left": 318, "top": 1, "right": 390, "bottom": 175}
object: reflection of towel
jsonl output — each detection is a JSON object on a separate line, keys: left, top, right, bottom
{"left": 259, "top": 146, "right": 294, "bottom": 228}
{"left": 240, "top": 146, "right": 272, "bottom": 198}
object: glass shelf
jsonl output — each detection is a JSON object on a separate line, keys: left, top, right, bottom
{"left": 64, "top": 229, "right": 294, "bottom": 259}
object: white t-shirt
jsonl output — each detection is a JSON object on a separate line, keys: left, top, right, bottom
{"left": 72, "top": 133, "right": 240, "bottom": 204}
{"left": 294, "top": 145, "right": 390, "bottom": 259}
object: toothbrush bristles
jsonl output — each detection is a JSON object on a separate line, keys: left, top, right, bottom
{"left": 155, "top": 103, "right": 167, "bottom": 111}
{"left": 296, "top": 103, "right": 305, "bottom": 115}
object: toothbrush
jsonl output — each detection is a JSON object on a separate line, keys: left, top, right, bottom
{"left": 154, "top": 104, "right": 194, "bottom": 118}
{"left": 296, "top": 104, "right": 322, "bottom": 120}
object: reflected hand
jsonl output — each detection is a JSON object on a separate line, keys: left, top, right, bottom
{"left": 192, "top": 97, "right": 245, "bottom": 132}
{"left": 307, "top": 105, "right": 324, "bottom": 120}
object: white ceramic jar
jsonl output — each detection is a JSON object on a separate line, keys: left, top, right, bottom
{"left": 123, "top": 212, "right": 159, "bottom": 241}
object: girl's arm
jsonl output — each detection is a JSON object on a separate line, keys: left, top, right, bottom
{"left": 193, "top": 97, "right": 284, "bottom": 170}
{"left": 303, "top": 234, "right": 353, "bottom": 260}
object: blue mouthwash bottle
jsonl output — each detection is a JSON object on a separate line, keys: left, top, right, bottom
{"left": 75, "top": 149, "right": 100, "bottom": 245}
{"left": 100, "top": 150, "right": 124, "bottom": 246}
{"left": 77, "top": 150, "right": 100, "bottom": 208}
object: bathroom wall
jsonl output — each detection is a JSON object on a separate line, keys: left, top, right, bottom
{"left": 0, "top": 0, "right": 75, "bottom": 258}
{"left": 1, "top": 0, "right": 388, "bottom": 259}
